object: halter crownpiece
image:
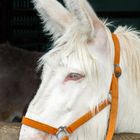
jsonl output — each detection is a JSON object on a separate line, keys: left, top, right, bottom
{"left": 22, "top": 33, "right": 121, "bottom": 140}
{"left": 106, "top": 33, "right": 121, "bottom": 140}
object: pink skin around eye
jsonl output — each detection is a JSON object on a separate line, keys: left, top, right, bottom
{"left": 64, "top": 73, "right": 85, "bottom": 82}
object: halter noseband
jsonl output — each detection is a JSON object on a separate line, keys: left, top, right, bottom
{"left": 22, "top": 33, "right": 121, "bottom": 140}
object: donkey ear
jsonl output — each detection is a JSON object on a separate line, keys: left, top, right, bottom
{"left": 63, "top": 0, "right": 108, "bottom": 57}
{"left": 81, "top": 0, "right": 108, "bottom": 59}
{"left": 63, "top": 0, "right": 107, "bottom": 41}
{"left": 33, "top": 0, "right": 73, "bottom": 39}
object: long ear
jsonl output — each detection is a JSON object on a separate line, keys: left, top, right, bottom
{"left": 33, "top": 0, "right": 73, "bottom": 39}
{"left": 63, "top": 0, "right": 93, "bottom": 34}
{"left": 63, "top": 0, "right": 96, "bottom": 20}
{"left": 64, "top": 0, "right": 107, "bottom": 55}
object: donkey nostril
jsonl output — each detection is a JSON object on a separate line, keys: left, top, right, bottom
{"left": 10, "top": 112, "right": 22, "bottom": 122}
{"left": 12, "top": 116, "right": 22, "bottom": 122}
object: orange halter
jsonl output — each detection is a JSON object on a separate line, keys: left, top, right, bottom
{"left": 22, "top": 33, "right": 121, "bottom": 140}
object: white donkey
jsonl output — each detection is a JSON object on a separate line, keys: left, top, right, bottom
{"left": 19, "top": 0, "right": 140, "bottom": 140}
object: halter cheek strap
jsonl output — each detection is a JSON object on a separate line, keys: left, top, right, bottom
{"left": 22, "top": 33, "right": 121, "bottom": 140}
{"left": 106, "top": 33, "right": 121, "bottom": 140}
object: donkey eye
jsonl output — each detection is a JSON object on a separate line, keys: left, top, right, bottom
{"left": 65, "top": 73, "right": 84, "bottom": 82}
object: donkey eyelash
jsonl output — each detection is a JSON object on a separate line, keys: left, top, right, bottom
{"left": 64, "top": 73, "right": 85, "bottom": 82}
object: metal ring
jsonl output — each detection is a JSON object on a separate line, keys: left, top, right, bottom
{"left": 56, "top": 126, "right": 68, "bottom": 140}
{"left": 114, "top": 64, "right": 122, "bottom": 78}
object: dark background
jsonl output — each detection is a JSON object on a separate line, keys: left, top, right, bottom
{"left": 0, "top": 0, "right": 140, "bottom": 52}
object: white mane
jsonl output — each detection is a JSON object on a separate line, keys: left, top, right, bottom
{"left": 115, "top": 26, "right": 140, "bottom": 87}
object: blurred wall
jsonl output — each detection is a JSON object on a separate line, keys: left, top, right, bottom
{"left": 0, "top": 0, "right": 140, "bottom": 51}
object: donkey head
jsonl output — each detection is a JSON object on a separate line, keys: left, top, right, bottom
{"left": 19, "top": 0, "right": 114, "bottom": 140}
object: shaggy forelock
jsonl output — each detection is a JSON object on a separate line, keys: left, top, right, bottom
{"left": 38, "top": 22, "right": 98, "bottom": 80}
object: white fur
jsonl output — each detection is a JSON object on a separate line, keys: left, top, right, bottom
{"left": 19, "top": 0, "right": 140, "bottom": 140}
{"left": 33, "top": 0, "right": 73, "bottom": 39}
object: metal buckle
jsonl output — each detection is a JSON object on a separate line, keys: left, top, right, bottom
{"left": 114, "top": 64, "right": 121, "bottom": 78}
{"left": 56, "top": 126, "right": 68, "bottom": 140}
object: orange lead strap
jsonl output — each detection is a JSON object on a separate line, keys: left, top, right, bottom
{"left": 61, "top": 136, "right": 69, "bottom": 140}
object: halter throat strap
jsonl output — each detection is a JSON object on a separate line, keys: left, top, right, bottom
{"left": 22, "top": 33, "right": 121, "bottom": 140}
